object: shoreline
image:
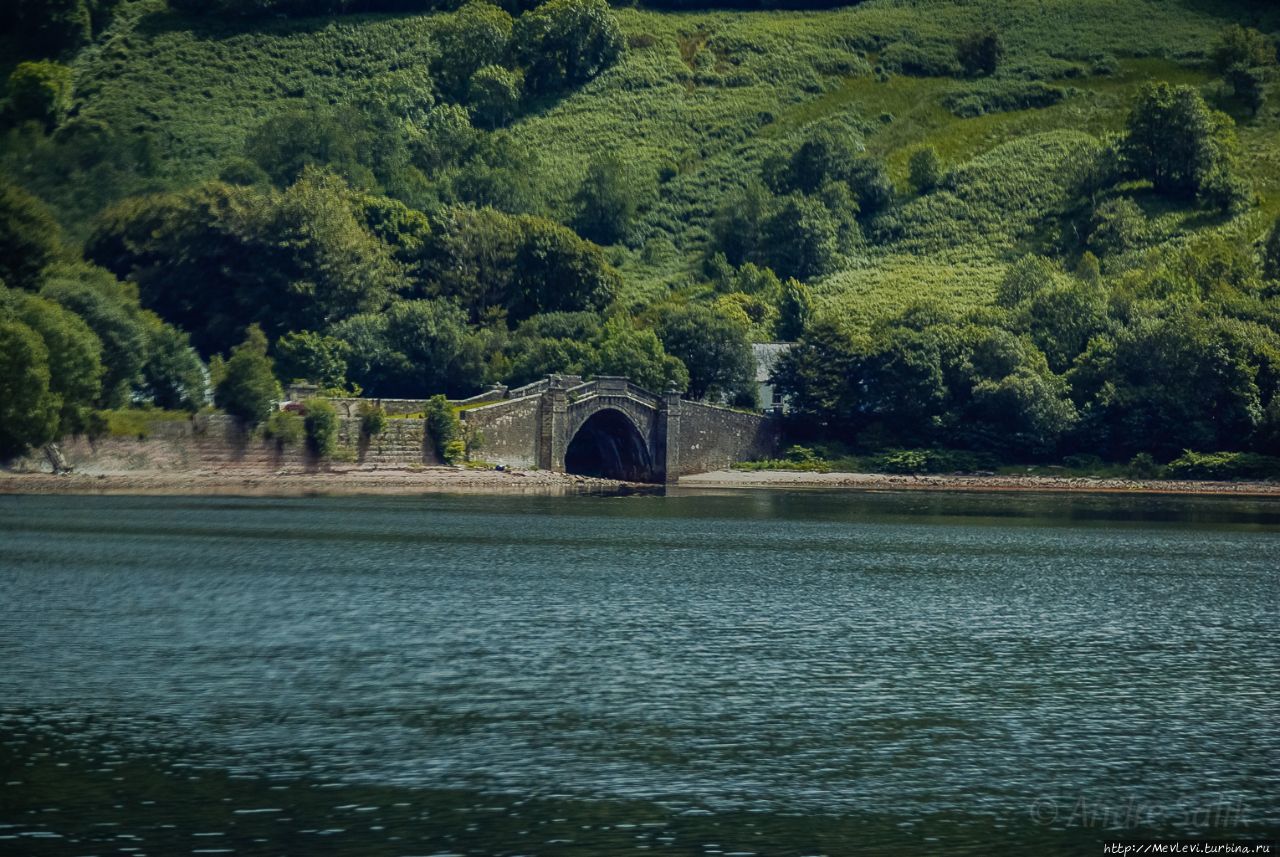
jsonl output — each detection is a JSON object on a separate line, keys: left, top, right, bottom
{"left": 677, "top": 469, "right": 1280, "bottom": 497}
{"left": 2, "top": 466, "right": 1280, "bottom": 497}
{"left": 0, "top": 467, "right": 651, "bottom": 497}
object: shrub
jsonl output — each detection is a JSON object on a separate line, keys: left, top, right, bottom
{"left": 1127, "top": 452, "right": 1163, "bottom": 479}
{"left": 1165, "top": 451, "right": 1280, "bottom": 481}
{"left": 878, "top": 41, "right": 961, "bottom": 77}
{"left": 0, "top": 180, "right": 63, "bottom": 291}
{"left": 443, "top": 438, "right": 467, "bottom": 465}
{"left": 908, "top": 147, "right": 942, "bottom": 195}
{"left": 302, "top": 397, "right": 338, "bottom": 458}
{"left": 956, "top": 29, "right": 1004, "bottom": 77}
{"left": 214, "top": 324, "right": 280, "bottom": 426}
{"left": 942, "top": 81, "right": 1065, "bottom": 117}
{"left": 7, "top": 62, "right": 74, "bottom": 131}
{"left": 359, "top": 402, "right": 386, "bottom": 437}
{"left": 264, "top": 409, "right": 304, "bottom": 446}
{"left": 872, "top": 448, "right": 997, "bottom": 474}
{"left": 468, "top": 65, "right": 524, "bottom": 129}
{"left": 423, "top": 394, "right": 461, "bottom": 462}
{"left": 1210, "top": 25, "right": 1276, "bottom": 74}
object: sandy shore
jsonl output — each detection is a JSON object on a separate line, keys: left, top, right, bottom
{"left": 677, "top": 469, "right": 1280, "bottom": 496}
{"left": 0, "top": 466, "right": 650, "bottom": 497}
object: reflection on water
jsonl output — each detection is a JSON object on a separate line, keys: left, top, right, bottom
{"left": 1, "top": 491, "right": 1278, "bottom": 855}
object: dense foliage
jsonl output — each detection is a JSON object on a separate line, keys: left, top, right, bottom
{"left": 2, "top": 0, "right": 1280, "bottom": 476}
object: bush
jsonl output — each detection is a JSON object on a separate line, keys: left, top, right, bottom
{"left": 514, "top": 0, "right": 623, "bottom": 93}
{"left": 942, "top": 81, "right": 1065, "bottom": 117}
{"left": 7, "top": 62, "right": 74, "bottom": 131}
{"left": 1127, "top": 452, "right": 1163, "bottom": 479}
{"left": 214, "top": 324, "right": 280, "bottom": 426}
{"left": 878, "top": 41, "right": 961, "bottom": 77}
{"left": 956, "top": 29, "right": 1004, "bottom": 77}
{"left": 468, "top": 65, "right": 523, "bottom": 129}
{"left": 302, "top": 397, "right": 338, "bottom": 458}
{"left": 1165, "top": 451, "right": 1280, "bottom": 481}
{"left": 423, "top": 394, "right": 461, "bottom": 462}
{"left": 908, "top": 147, "right": 942, "bottom": 195}
{"left": 264, "top": 409, "right": 304, "bottom": 446}
{"left": 359, "top": 402, "right": 386, "bottom": 437}
{"left": 443, "top": 438, "right": 466, "bottom": 465}
{"left": 872, "top": 448, "right": 997, "bottom": 474}
{"left": 0, "top": 180, "right": 63, "bottom": 292}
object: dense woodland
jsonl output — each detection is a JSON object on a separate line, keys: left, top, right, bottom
{"left": 3, "top": 0, "right": 1280, "bottom": 476}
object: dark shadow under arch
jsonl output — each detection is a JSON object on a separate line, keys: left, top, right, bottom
{"left": 565, "top": 409, "right": 655, "bottom": 483}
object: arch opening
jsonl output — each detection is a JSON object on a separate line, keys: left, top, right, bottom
{"left": 564, "top": 409, "right": 655, "bottom": 483}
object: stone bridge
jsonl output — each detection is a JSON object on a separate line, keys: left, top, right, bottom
{"left": 458, "top": 375, "right": 779, "bottom": 483}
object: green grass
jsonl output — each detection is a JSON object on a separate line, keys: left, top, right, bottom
{"left": 102, "top": 407, "right": 192, "bottom": 438}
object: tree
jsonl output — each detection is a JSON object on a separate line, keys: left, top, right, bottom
{"left": 4, "top": 288, "right": 104, "bottom": 436}
{"left": 588, "top": 316, "right": 687, "bottom": 393}
{"left": 139, "top": 320, "right": 207, "bottom": 411}
{"left": 1068, "top": 312, "right": 1263, "bottom": 458}
{"left": 764, "top": 128, "right": 860, "bottom": 195}
{"left": 302, "top": 398, "right": 338, "bottom": 458}
{"left": 245, "top": 107, "right": 367, "bottom": 188}
{"left": 0, "top": 180, "right": 63, "bottom": 291}
{"left": 468, "top": 65, "right": 523, "bottom": 129}
{"left": 760, "top": 194, "right": 839, "bottom": 282}
{"left": 956, "top": 29, "right": 1004, "bottom": 77}
{"left": 214, "top": 324, "right": 280, "bottom": 425}
{"left": 274, "top": 330, "right": 350, "bottom": 390}
{"left": 1021, "top": 281, "right": 1110, "bottom": 373}
{"left": 512, "top": 217, "right": 620, "bottom": 321}
{"left": 995, "top": 255, "right": 1062, "bottom": 308}
{"left": 435, "top": 1, "right": 514, "bottom": 99}
{"left": 967, "top": 358, "right": 1077, "bottom": 458}
{"left": 571, "top": 154, "right": 648, "bottom": 245}
{"left": 86, "top": 174, "right": 405, "bottom": 356}
{"left": 1087, "top": 197, "right": 1149, "bottom": 259}
{"left": 771, "top": 318, "right": 863, "bottom": 438}
{"left": 1122, "top": 82, "right": 1245, "bottom": 205}
{"left": 0, "top": 320, "right": 59, "bottom": 460}
{"left": 908, "top": 146, "right": 942, "bottom": 195}
{"left": 8, "top": 0, "right": 96, "bottom": 55}
{"left": 657, "top": 303, "right": 754, "bottom": 401}
{"left": 711, "top": 180, "right": 773, "bottom": 267}
{"left": 846, "top": 156, "right": 894, "bottom": 220}
{"left": 7, "top": 62, "right": 74, "bottom": 130}
{"left": 331, "top": 299, "right": 486, "bottom": 398}
{"left": 1225, "top": 63, "right": 1267, "bottom": 116}
{"left": 777, "top": 278, "right": 813, "bottom": 341}
{"left": 514, "top": 0, "right": 624, "bottom": 93}
{"left": 1211, "top": 25, "right": 1276, "bottom": 74}
{"left": 40, "top": 263, "right": 148, "bottom": 407}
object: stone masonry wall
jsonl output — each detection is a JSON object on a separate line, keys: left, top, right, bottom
{"left": 460, "top": 395, "right": 542, "bottom": 469}
{"left": 11, "top": 414, "right": 437, "bottom": 473}
{"left": 670, "top": 401, "right": 780, "bottom": 478}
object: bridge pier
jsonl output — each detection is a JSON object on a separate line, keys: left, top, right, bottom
{"left": 660, "top": 392, "right": 682, "bottom": 484}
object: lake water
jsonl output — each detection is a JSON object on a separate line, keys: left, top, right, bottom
{"left": 1, "top": 490, "right": 1278, "bottom": 856}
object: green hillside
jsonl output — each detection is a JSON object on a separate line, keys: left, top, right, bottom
{"left": 3, "top": 0, "right": 1280, "bottom": 470}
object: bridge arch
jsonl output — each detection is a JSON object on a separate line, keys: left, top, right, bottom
{"left": 564, "top": 408, "right": 656, "bottom": 483}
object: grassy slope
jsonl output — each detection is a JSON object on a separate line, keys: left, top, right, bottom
{"left": 18, "top": 0, "right": 1280, "bottom": 328}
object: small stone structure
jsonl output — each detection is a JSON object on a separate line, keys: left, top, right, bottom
{"left": 458, "top": 375, "right": 779, "bottom": 483}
